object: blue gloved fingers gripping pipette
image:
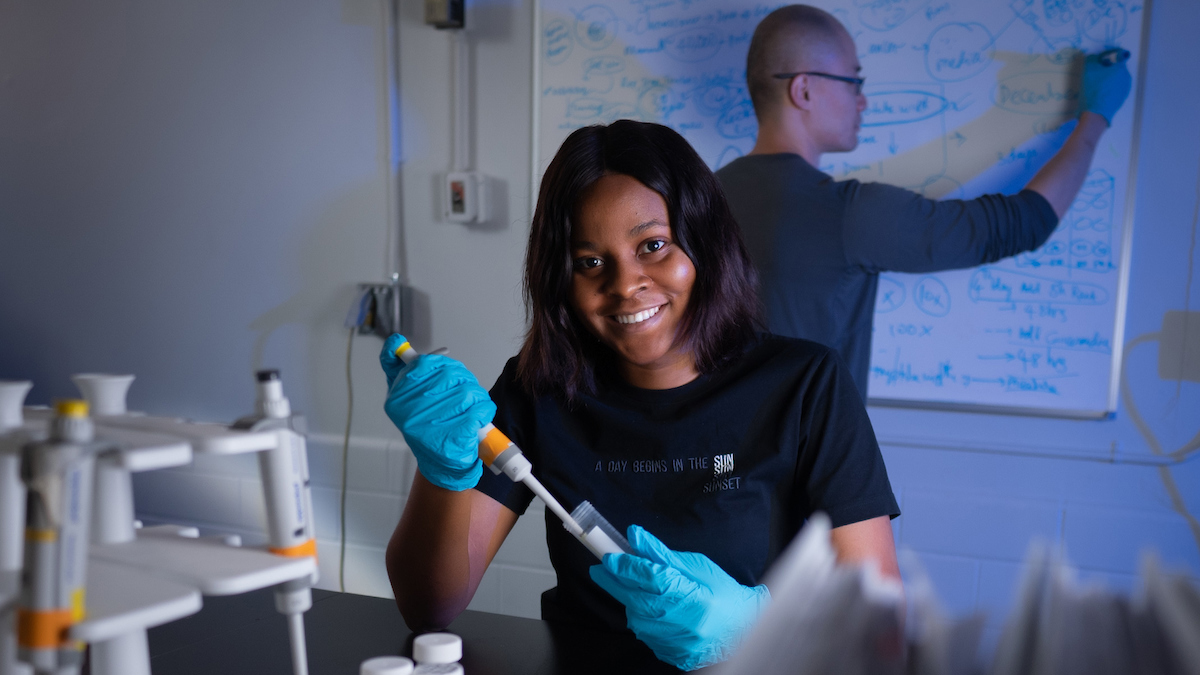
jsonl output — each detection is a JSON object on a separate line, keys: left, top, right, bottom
{"left": 588, "top": 525, "right": 771, "bottom": 671}
{"left": 1081, "top": 47, "right": 1132, "bottom": 125}
{"left": 380, "top": 333, "right": 410, "bottom": 389}
{"left": 385, "top": 336, "right": 633, "bottom": 557}
{"left": 382, "top": 344, "right": 490, "bottom": 492}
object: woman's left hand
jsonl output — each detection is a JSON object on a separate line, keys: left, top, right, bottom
{"left": 589, "top": 525, "right": 770, "bottom": 671}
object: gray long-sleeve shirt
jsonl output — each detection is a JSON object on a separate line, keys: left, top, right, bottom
{"left": 716, "top": 153, "right": 1059, "bottom": 399}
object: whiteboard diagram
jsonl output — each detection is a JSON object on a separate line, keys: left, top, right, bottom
{"left": 537, "top": 0, "right": 1146, "bottom": 417}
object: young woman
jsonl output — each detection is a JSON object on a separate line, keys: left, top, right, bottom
{"left": 381, "top": 120, "right": 899, "bottom": 672}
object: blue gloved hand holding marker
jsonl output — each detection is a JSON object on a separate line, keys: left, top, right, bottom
{"left": 380, "top": 333, "right": 493, "bottom": 491}
{"left": 590, "top": 525, "right": 771, "bottom": 672}
{"left": 1081, "top": 47, "right": 1132, "bottom": 125}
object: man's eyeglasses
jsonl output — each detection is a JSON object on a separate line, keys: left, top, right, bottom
{"left": 773, "top": 71, "right": 865, "bottom": 95}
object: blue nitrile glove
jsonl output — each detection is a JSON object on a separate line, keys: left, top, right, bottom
{"left": 589, "top": 525, "right": 770, "bottom": 671}
{"left": 380, "top": 333, "right": 410, "bottom": 390}
{"left": 1079, "top": 49, "right": 1131, "bottom": 125}
{"left": 380, "top": 334, "right": 494, "bottom": 491}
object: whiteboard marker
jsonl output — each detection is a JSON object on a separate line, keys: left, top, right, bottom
{"left": 1098, "top": 48, "right": 1130, "bottom": 66}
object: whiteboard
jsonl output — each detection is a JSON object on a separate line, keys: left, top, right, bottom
{"left": 535, "top": 0, "right": 1147, "bottom": 419}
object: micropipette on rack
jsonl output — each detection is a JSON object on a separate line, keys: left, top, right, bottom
{"left": 231, "top": 370, "right": 315, "bottom": 675}
{"left": 17, "top": 400, "right": 97, "bottom": 675}
{"left": 393, "top": 341, "right": 633, "bottom": 559}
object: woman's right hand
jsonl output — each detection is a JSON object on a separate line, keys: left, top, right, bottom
{"left": 381, "top": 335, "right": 496, "bottom": 491}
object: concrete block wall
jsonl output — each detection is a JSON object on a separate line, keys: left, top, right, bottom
{"left": 882, "top": 442, "right": 1200, "bottom": 650}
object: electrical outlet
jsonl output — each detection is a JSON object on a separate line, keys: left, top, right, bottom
{"left": 1158, "top": 310, "right": 1200, "bottom": 382}
{"left": 348, "top": 282, "right": 412, "bottom": 339}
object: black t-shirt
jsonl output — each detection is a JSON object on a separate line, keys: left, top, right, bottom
{"left": 474, "top": 333, "right": 900, "bottom": 637}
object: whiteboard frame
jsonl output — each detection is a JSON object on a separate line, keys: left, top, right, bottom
{"left": 1107, "top": 0, "right": 1154, "bottom": 415}
{"left": 529, "top": 0, "right": 543, "bottom": 227}
{"left": 866, "top": 397, "right": 1115, "bottom": 420}
{"left": 869, "top": 0, "right": 1153, "bottom": 420}
{"left": 530, "top": 0, "right": 1154, "bottom": 420}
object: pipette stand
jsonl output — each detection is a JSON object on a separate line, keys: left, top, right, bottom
{"left": 2, "top": 371, "right": 319, "bottom": 675}
{"left": 11, "top": 402, "right": 204, "bottom": 675}
{"left": 80, "top": 424, "right": 197, "bottom": 675}
{"left": 87, "top": 371, "right": 317, "bottom": 675}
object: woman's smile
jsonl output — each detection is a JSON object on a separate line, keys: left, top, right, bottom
{"left": 612, "top": 303, "right": 663, "bottom": 325}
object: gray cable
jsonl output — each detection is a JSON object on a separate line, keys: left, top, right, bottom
{"left": 1120, "top": 332, "right": 1200, "bottom": 463}
{"left": 1120, "top": 331, "right": 1200, "bottom": 556}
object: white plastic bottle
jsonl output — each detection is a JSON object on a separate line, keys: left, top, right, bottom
{"left": 413, "top": 633, "right": 464, "bottom": 675}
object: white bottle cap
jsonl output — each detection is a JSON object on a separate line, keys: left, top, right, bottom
{"left": 413, "top": 632, "right": 462, "bottom": 664}
{"left": 360, "top": 656, "right": 414, "bottom": 675}
{"left": 414, "top": 664, "right": 464, "bottom": 675}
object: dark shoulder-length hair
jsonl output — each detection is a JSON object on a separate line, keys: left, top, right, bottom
{"left": 516, "top": 120, "right": 761, "bottom": 402}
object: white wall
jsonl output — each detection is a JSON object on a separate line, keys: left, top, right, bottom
{"left": 1, "top": 0, "right": 1197, "bottom": 640}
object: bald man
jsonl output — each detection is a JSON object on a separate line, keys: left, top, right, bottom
{"left": 715, "top": 5, "right": 1131, "bottom": 399}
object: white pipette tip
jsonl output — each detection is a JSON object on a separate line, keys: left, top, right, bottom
{"left": 520, "top": 475, "right": 584, "bottom": 536}
{"left": 287, "top": 612, "right": 309, "bottom": 675}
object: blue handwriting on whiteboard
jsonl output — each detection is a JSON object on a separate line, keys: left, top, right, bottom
{"left": 1023, "top": 304, "right": 1068, "bottom": 321}
{"left": 914, "top": 276, "right": 951, "bottom": 317}
{"left": 872, "top": 359, "right": 956, "bottom": 387}
{"left": 862, "top": 90, "right": 948, "bottom": 126}
{"left": 968, "top": 268, "right": 1108, "bottom": 305}
{"left": 977, "top": 349, "right": 1068, "bottom": 374}
{"left": 996, "top": 146, "right": 1039, "bottom": 170}
{"left": 856, "top": 0, "right": 932, "bottom": 32}
{"left": 1045, "top": 331, "right": 1111, "bottom": 353}
{"left": 994, "top": 71, "right": 1078, "bottom": 116}
{"left": 925, "top": 23, "right": 994, "bottom": 82}
{"left": 962, "top": 375, "right": 1062, "bottom": 395}
{"left": 545, "top": 19, "right": 574, "bottom": 64}
{"left": 574, "top": 5, "right": 618, "bottom": 51}
{"left": 875, "top": 276, "right": 906, "bottom": 313}
{"left": 1003, "top": 324, "right": 1111, "bottom": 354}
{"left": 888, "top": 323, "right": 933, "bottom": 337}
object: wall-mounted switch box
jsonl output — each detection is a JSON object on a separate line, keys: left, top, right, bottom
{"left": 347, "top": 281, "right": 412, "bottom": 338}
{"left": 444, "top": 171, "right": 488, "bottom": 224}
{"left": 425, "top": 0, "right": 464, "bottom": 29}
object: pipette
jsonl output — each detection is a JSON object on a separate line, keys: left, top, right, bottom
{"left": 393, "top": 341, "right": 632, "bottom": 559}
{"left": 18, "top": 400, "right": 97, "bottom": 675}
{"left": 231, "top": 370, "right": 315, "bottom": 675}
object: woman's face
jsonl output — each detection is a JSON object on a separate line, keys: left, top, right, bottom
{"left": 569, "top": 173, "right": 699, "bottom": 389}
